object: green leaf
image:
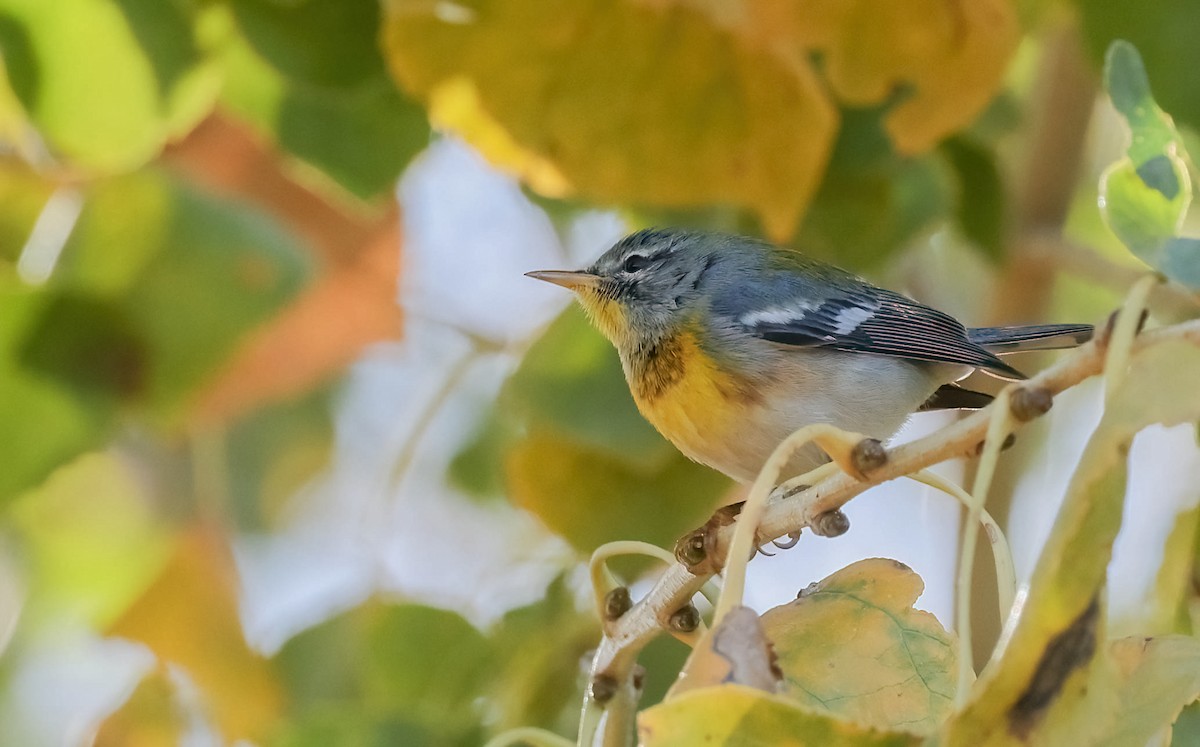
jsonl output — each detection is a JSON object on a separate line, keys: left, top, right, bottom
{"left": 485, "top": 575, "right": 596, "bottom": 734}
{"left": 272, "top": 711, "right": 448, "bottom": 747}
{"left": 638, "top": 684, "right": 922, "bottom": 747}
{"left": 1097, "top": 40, "right": 1200, "bottom": 288}
{"left": 1160, "top": 237, "right": 1200, "bottom": 290}
{"left": 274, "top": 601, "right": 491, "bottom": 745}
{"left": 1100, "top": 164, "right": 1188, "bottom": 253}
{"left": 230, "top": 0, "right": 388, "bottom": 90}
{"left": 1101, "top": 635, "right": 1200, "bottom": 747}
{"left": 224, "top": 386, "right": 335, "bottom": 530}
{"left": 0, "top": 0, "right": 220, "bottom": 171}
{"left": 447, "top": 409, "right": 511, "bottom": 499}
{"left": 0, "top": 282, "right": 113, "bottom": 505}
{"left": 506, "top": 306, "right": 674, "bottom": 471}
{"left": 475, "top": 307, "right": 729, "bottom": 550}
{"left": 18, "top": 292, "right": 147, "bottom": 405}
{"left": 759, "top": 559, "right": 957, "bottom": 736}
{"left": 941, "top": 136, "right": 1007, "bottom": 261}
{"left": 454, "top": 304, "right": 699, "bottom": 498}
{"left": 221, "top": 21, "right": 430, "bottom": 200}
{"left": 1174, "top": 701, "right": 1200, "bottom": 745}
{"left": 361, "top": 605, "right": 493, "bottom": 729}
{"left": 54, "top": 170, "right": 311, "bottom": 422}
{"left": 8, "top": 451, "right": 173, "bottom": 626}
{"left": 506, "top": 423, "right": 726, "bottom": 553}
{"left": 1145, "top": 503, "right": 1200, "bottom": 636}
{"left": 942, "top": 340, "right": 1200, "bottom": 745}
{"left": 797, "top": 107, "right": 950, "bottom": 269}
{"left": 274, "top": 582, "right": 592, "bottom": 744}
{"left": 0, "top": 170, "right": 310, "bottom": 504}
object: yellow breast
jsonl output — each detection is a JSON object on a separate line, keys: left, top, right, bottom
{"left": 626, "top": 330, "right": 756, "bottom": 468}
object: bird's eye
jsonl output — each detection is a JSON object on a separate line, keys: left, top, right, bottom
{"left": 622, "top": 254, "right": 650, "bottom": 273}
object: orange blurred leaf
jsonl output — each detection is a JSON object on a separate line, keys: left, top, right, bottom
{"left": 191, "top": 224, "right": 401, "bottom": 424}
{"left": 165, "top": 115, "right": 403, "bottom": 424}
{"left": 93, "top": 668, "right": 185, "bottom": 747}
{"left": 108, "top": 527, "right": 285, "bottom": 743}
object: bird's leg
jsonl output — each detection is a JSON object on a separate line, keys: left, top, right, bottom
{"left": 674, "top": 503, "right": 741, "bottom": 574}
{"left": 709, "top": 501, "right": 778, "bottom": 558}
{"left": 763, "top": 483, "right": 807, "bottom": 550}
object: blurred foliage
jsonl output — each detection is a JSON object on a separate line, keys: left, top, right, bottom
{"left": 454, "top": 306, "right": 726, "bottom": 551}
{"left": 0, "top": 0, "right": 1198, "bottom": 745}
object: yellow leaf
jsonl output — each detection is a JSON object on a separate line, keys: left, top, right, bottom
{"left": 108, "top": 526, "right": 285, "bottom": 743}
{"left": 739, "top": 0, "right": 1019, "bottom": 154}
{"left": 10, "top": 452, "right": 173, "bottom": 628}
{"left": 382, "top": 0, "right": 837, "bottom": 240}
{"left": 639, "top": 683, "right": 922, "bottom": 746}
{"left": 93, "top": 668, "right": 184, "bottom": 747}
{"left": 1102, "top": 635, "right": 1200, "bottom": 747}
{"left": 640, "top": 0, "right": 1018, "bottom": 154}
{"left": 760, "top": 558, "right": 958, "bottom": 736}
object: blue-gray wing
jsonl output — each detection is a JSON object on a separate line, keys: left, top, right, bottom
{"left": 739, "top": 287, "right": 1024, "bottom": 379}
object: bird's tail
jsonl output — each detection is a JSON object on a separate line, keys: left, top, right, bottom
{"left": 968, "top": 323, "right": 1094, "bottom": 353}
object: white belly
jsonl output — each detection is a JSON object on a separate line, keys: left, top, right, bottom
{"left": 696, "top": 350, "right": 947, "bottom": 483}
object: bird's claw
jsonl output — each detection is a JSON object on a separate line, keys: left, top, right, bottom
{"left": 772, "top": 531, "right": 802, "bottom": 550}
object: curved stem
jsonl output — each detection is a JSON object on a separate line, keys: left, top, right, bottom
{"left": 954, "top": 389, "right": 1013, "bottom": 704}
{"left": 716, "top": 424, "right": 865, "bottom": 626}
{"left": 1104, "top": 273, "right": 1160, "bottom": 400}
{"left": 908, "top": 470, "right": 1016, "bottom": 625}
{"left": 588, "top": 541, "right": 679, "bottom": 622}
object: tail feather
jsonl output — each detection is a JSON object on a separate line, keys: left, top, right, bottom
{"left": 968, "top": 323, "right": 1094, "bottom": 353}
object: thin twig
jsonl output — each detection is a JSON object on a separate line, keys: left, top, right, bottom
{"left": 955, "top": 389, "right": 1013, "bottom": 704}
{"left": 907, "top": 470, "right": 1015, "bottom": 630}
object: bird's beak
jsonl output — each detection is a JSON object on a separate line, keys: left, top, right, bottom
{"left": 524, "top": 270, "right": 602, "bottom": 291}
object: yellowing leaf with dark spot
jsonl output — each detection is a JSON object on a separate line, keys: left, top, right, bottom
{"left": 942, "top": 340, "right": 1200, "bottom": 746}
{"left": 759, "top": 558, "right": 956, "bottom": 736}
{"left": 670, "top": 605, "right": 781, "bottom": 697}
{"left": 108, "top": 527, "right": 285, "bottom": 743}
{"left": 506, "top": 425, "right": 726, "bottom": 552}
{"left": 1100, "top": 635, "right": 1200, "bottom": 747}
{"left": 639, "top": 683, "right": 922, "bottom": 747}
{"left": 382, "top": 0, "right": 837, "bottom": 240}
{"left": 93, "top": 668, "right": 185, "bottom": 747}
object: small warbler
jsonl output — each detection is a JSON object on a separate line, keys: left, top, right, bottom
{"left": 527, "top": 229, "right": 1092, "bottom": 483}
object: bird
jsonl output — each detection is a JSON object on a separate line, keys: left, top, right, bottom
{"left": 526, "top": 228, "right": 1093, "bottom": 485}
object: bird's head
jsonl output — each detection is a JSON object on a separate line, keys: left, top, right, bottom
{"left": 526, "top": 229, "right": 719, "bottom": 350}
